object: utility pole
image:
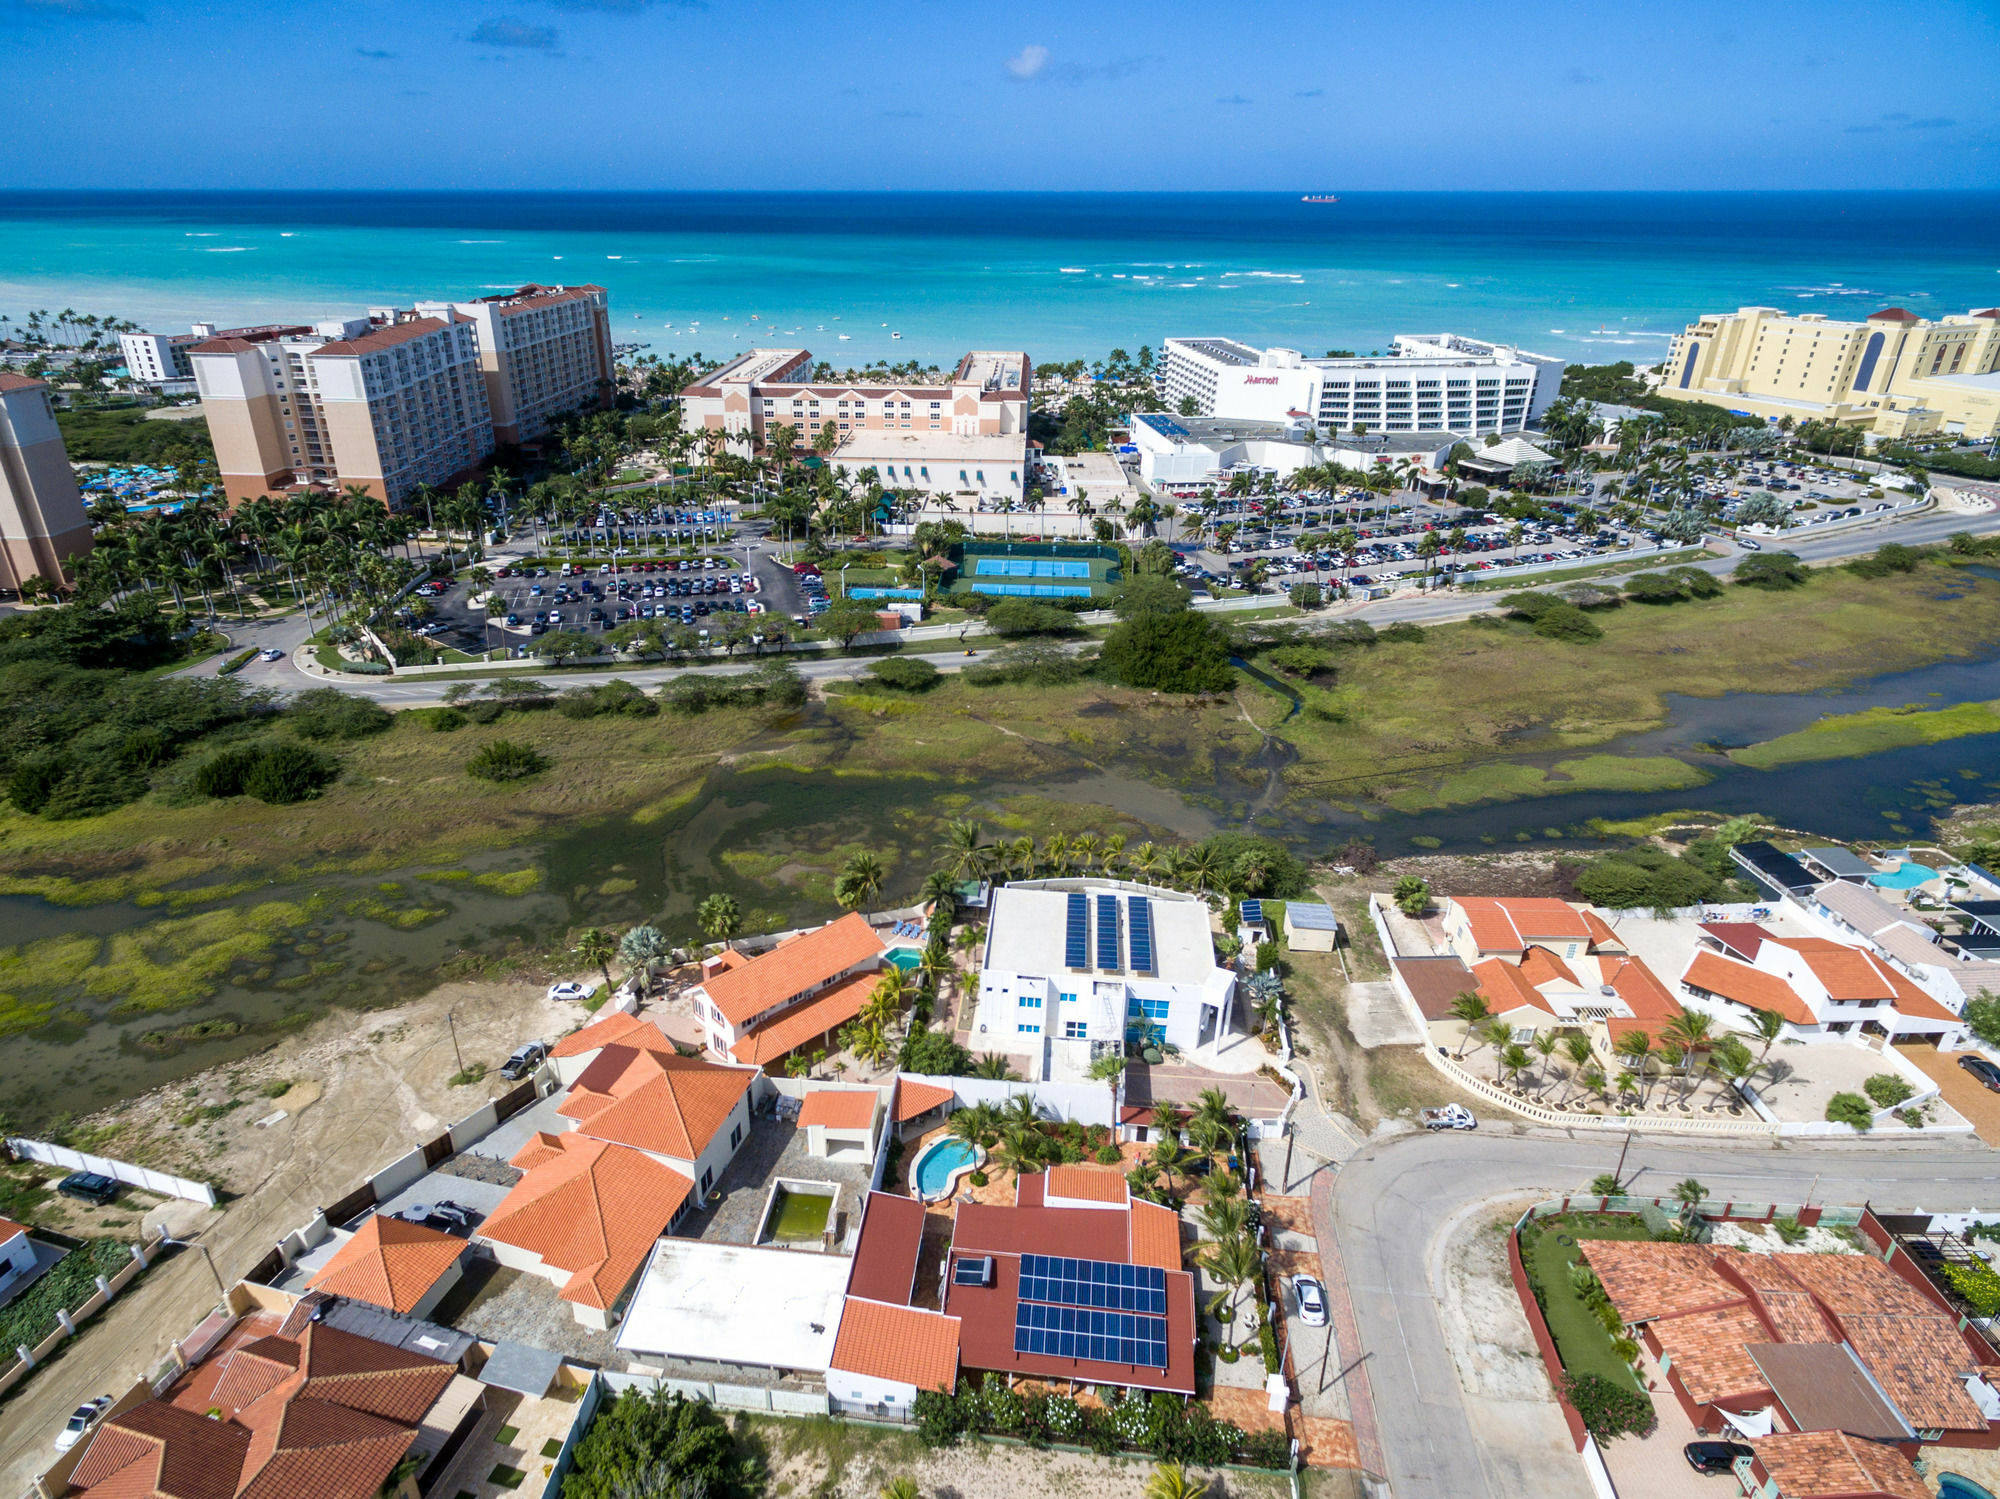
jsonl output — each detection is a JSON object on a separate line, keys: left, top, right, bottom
{"left": 1610, "top": 1128, "right": 1635, "bottom": 1194}
{"left": 446, "top": 1007, "right": 466, "bottom": 1076}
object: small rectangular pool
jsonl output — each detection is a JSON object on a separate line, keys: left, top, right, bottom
{"left": 761, "top": 1184, "right": 835, "bottom": 1245}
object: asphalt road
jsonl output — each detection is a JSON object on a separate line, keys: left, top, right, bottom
{"left": 1330, "top": 1129, "right": 1999, "bottom": 1499}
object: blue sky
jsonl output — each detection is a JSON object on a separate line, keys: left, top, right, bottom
{"left": 3, "top": 0, "right": 1995, "bottom": 190}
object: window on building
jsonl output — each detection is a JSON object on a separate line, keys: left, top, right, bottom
{"left": 1021, "top": 994, "right": 1042, "bottom": 1009}
{"left": 729, "top": 1124, "right": 742, "bottom": 1150}
{"left": 1064, "top": 1020, "right": 1087, "bottom": 1039}
{"left": 1018, "top": 1022, "right": 1041, "bottom": 1034}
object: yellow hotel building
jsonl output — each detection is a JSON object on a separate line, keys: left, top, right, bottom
{"left": 1663, "top": 305, "right": 2000, "bottom": 440}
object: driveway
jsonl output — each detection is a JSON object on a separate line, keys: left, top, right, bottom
{"left": 1897, "top": 1043, "right": 2000, "bottom": 1146}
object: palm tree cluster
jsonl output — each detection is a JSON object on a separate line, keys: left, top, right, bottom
{"left": 2, "top": 306, "right": 139, "bottom": 351}
{"left": 946, "top": 1093, "right": 1123, "bottom": 1178}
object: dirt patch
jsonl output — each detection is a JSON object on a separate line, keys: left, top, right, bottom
{"left": 1439, "top": 1203, "right": 1559, "bottom": 1402}
{"left": 1372, "top": 849, "right": 1583, "bottom": 901}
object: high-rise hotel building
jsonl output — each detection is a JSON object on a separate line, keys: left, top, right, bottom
{"left": 190, "top": 284, "right": 614, "bottom": 508}
{"left": 1159, "top": 334, "right": 1563, "bottom": 436}
{"left": 0, "top": 374, "right": 93, "bottom": 591}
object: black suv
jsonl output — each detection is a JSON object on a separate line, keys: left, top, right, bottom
{"left": 1684, "top": 1441, "right": 1752, "bottom": 1474}
{"left": 58, "top": 1171, "right": 121, "bottom": 1206}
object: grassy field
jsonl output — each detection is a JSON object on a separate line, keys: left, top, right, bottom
{"left": 1731, "top": 697, "right": 2000, "bottom": 769}
{"left": 56, "top": 406, "right": 212, "bottom": 464}
{"left": 1267, "top": 561, "right": 2000, "bottom": 811}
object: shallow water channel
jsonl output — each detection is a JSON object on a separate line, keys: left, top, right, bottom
{"left": 5, "top": 649, "right": 1999, "bottom": 1124}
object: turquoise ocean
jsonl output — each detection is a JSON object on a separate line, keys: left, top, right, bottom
{"left": 2, "top": 191, "right": 1997, "bottom": 369}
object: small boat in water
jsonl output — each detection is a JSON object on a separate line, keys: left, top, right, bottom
{"left": 1301, "top": 195, "right": 1340, "bottom": 203}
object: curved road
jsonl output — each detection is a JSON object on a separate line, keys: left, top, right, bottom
{"left": 1330, "top": 1128, "right": 1996, "bottom": 1499}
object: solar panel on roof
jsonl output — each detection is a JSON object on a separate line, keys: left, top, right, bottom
{"left": 1018, "top": 1254, "right": 1168, "bottom": 1314}
{"left": 1240, "top": 899, "right": 1264, "bottom": 925}
{"left": 1012, "top": 1300, "right": 1168, "bottom": 1368}
{"left": 953, "top": 1256, "right": 994, "bottom": 1287}
{"left": 1064, "top": 892, "right": 1089, "bottom": 970}
{"left": 1095, "top": 893, "right": 1120, "bottom": 970}
{"left": 1127, "top": 897, "right": 1155, "bottom": 973}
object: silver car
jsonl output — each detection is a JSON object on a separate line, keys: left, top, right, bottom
{"left": 1292, "top": 1276, "right": 1328, "bottom": 1327}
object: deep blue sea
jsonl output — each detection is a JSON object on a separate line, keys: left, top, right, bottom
{"left": 2, "top": 191, "right": 1997, "bottom": 368}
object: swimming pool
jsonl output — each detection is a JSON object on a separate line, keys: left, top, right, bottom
{"left": 1871, "top": 860, "right": 1940, "bottom": 889}
{"left": 886, "top": 948, "right": 922, "bottom": 972}
{"left": 912, "top": 1137, "right": 979, "bottom": 1200}
{"left": 1941, "top": 1474, "right": 1997, "bottom": 1499}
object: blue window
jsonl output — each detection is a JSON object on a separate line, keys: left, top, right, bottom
{"left": 1059, "top": 992, "right": 1077, "bottom": 1005}
{"left": 1679, "top": 343, "right": 1700, "bottom": 389}
{"left": 1021, "top": 995, "right": 1042, "bottom": 1009}
{"left": 1853, "top": 331, "right": 1884, "bottom": 391}
{"left": 1125, "top": 998, "right": 1169, "bottom": 1021}
{"left": 1018, "top": 1022, "right": 1041, "bottom": 1034}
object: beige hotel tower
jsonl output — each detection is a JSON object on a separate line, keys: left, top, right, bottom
{"left": 0, "top": 374, "right": 92, "bottom": 591}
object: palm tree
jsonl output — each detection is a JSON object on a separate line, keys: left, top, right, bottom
{"left": 971, "top": 1053, "right": 1020, "bottom": 1081}
{"left": 1662, "top": 1011, "right": 1714, "bottom": 1103}
{"left": 618, "top": 925, "right": 670, "bottom": 985}
{"left": 881, "top": 1479, "right": 923, "bottom": 1499}
{"left": 1088, "top": 1052, "right": 1127, "bottom": 1128}
{"left": 1498, "top": 1041, "right": 1530, "bottom": 1089}
{"left": 1449, "top": 992, "right": 1490, "bottom": 1058}
{"left": 935, "top": 818, "right": 991, "bottom": 882}
{"left": 1198, "top": 1193, "right": 1249, "bottom": 1242}
{"left": 1749, "top": 1006, "right": 1787, "bottom": 1059}
{"left": 573, "top": 927, "right": 616, "bottom": 991}
{"left": 1149, "top": 1133, "right": 1190, "bottom": 1198}
{"left": 1614, "top": 1030, "right": 1654, "bottom": 1105}
{"left": 1202, "top": 1233, "right": 1262, "bottom": 1327}
{"left": 948, "top": 1101, "right": 998, "bottom": 1149}
{"left": 835, "top": 849, "right": 885, "bottom": 911}
{"left": 1560, "top": 1033, "right": 1596, "bottom": 1105}
{"left": 1707, "top": 1035, "right": 1755, "bottom": 1112}
{"left": 1673, "top": 1177, "right": 1708, "bottom": 1227}
{"left": 1530, "top": 1032, "right": 1560, "bottom": 1098}
{"left": 697, "top": 892, "right": 743, "bottom": 949}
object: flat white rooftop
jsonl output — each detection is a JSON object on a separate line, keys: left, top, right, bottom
{"left": 614, "top": 1239, "right": 850, "bottom": 1372}
{"left": 833, "top": 431, "right": 1027, "bottom": 463}
{"left": 983, "top": 879, "right": 1216, "bottom": 982}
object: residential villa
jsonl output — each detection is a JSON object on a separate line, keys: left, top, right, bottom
{"left": 1682, "top": 923, "right": 1963, "bottom": 1045}
{"left": 689, "top": 912, "right": 889, "bottom": 1067}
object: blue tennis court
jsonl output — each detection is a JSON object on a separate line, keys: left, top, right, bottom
{"left": 973, "top": 558, "right": 1092, "bottom": 579}
{"left": 971, "top": 581, "right": 1094, "bottom": 598}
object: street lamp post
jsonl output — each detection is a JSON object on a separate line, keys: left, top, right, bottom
{"left": 161, "top": 1236, "right": 228, "bottom": 1301}
{"left": 446, "top": 1007, "right": 466, "bottom": 1077}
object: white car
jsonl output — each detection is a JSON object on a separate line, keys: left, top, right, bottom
{"left": 55, "top": 1396, "right": 112, "bottom": 1451}
{"left": 1421, "top": 1104, "right": 1478, "bottom": 1131}
{"left": 546, "top": 981, "right": 591, "bottom": 1002}
{"left": 1291, "top": 1276, "right": 1329, "bottom": 1327}
{"left": 259, "top": 648, "right": 285, "bottom": 662}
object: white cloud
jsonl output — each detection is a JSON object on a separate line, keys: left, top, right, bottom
{"left": 1006, "top": 44, "right": 1048, "bottom": 80}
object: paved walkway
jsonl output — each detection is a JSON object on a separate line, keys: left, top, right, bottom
{"left": 1308, "top": 1168, "right": 1387, "bottom": 1480}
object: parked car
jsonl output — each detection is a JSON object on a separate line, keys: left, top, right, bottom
{"left": 1291, "top": 1275, "right": 1328, "bottom": 1326}
{"left": 501, "top": 1041, "right": 549, "bottom": 1080}
{"left": 57, "top": 1170, "right": 121, "bottom": 1205}
{"left": 1959, "top": 1055, "right": 2000, "bottom": 1093}
{"left": 1420, "top": 1104, "right": 1477, "bottom": 1131}
{"left": 54, "top": 1397, "right": 113, "bottom": 1451}
{"left": 546, "top": 981, "right": 591, "bottom": 1002}
{"left": 258, "top": 648, "right": 285, "bottom": 662}
{"left": 1683, "top": 1441, "right": 1753, "bottom": 1474}
{"left": 1735, "top": 536, "right": 1762, "bottom": 551}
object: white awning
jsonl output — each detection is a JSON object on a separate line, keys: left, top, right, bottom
{"left": 1720, "top": 1406, "right": 1775, "bottom": 1439}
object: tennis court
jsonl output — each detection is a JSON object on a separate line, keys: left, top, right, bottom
{"left": 972, "top": 581, "right": 1095, "bottom": 598}
{"left": 973, "top": 557, "right": 1093, "bottom": 579}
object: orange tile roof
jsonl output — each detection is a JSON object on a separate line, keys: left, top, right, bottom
{"left": 729, "top": 972, "right": 878, "bottom": 1066}
{"left": 1129, "top": 1199, "right": 1184, "bottom": 1272}
{"left": 1682, "top": 951, "right": 1818, "bottom": 1025}
{"left": 1518, "top": 945, "right": 1581, "bottom": 989}
{"left": 797, "top": 1090, "right": 878, "bottom": 1130}
{"left": 511, "top": 1131, "right": 569, "bottom": 1171}
{"left": 1777, "top": 1250, "right": 1935, "bottom": 1319}
{"left": 312, "top": 317, "right": 451, "bottom": 358}
{"left": 0, "top": 1215, "right": 23, "bottom": 1246}
{"left": 700, "top": 913, "right": 884, "bottom": 1027}
{"left": 559, "top": 1046, "right": 753, "bottom": 1160}
{"left": 1751, "top": 1430, "right": 1928, "bottom": 1499}
{"left": 548, "top": 1009, "right": 674, "bottom": 1059}
{"left": 1454, "top": 896, "right": 1593, "bottom": 951}
{"left": 478, "top": 1133, "right": 692, "bottom": 1309}
{"left": 1046, "top": 1165, "right": 1129, "bottom": 1205}
{"left": 1840, "top": 1315, "right": 1988, "bottom": 1432}
{"left": 1773, "top": 938, "right": 1899, "bottom": 1001}
{"left": 1580, "top": 1240, "right": 1739, "bottom": 1323}
{"left": 1600, "top": 954, "right": 1684, "bottom": 1021}
{"left": 829, "top": 1297, "right": 961, "bottom": 1392}
{"left": 304, "top": 1215, "right": 464, "bottom": 1315}
{"left": 1580, "top": 909, "right": 1624, "bottom": 951}
{"left": 894, "top": 1079, "right": 955, "bottom": 1121}
{"left": 1650, "top": 1304, "right": 1775, "bottom": 1404}
{"left": 1471, "top": 957, "right": 1556, "bottom": 1017}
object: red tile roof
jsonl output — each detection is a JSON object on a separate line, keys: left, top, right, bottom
{"left": 1454, "top": 897, "right": 1594, "bottom": 952}
{"left": 1867, "top": 308, "right": 1921, "bottom": 322}
{"left": 304, "top": 1214, "right": 463, "bottom": 1314}
{"left": 1769, "top": 938, "right": 1899, "bottom": 1002}
{"left": 1391, "top": 957, "right": 1479, "bottom": 1020}
{"left": 1681, "top": 951, "right": 1817, "bottom": 1024}
{"left": 480, "top": 1133, "right": 692, "bottom": 1309}
{"left": 559, "top": 1045, "right": 753, "bottom": 1160}
{"left": 1751, "top": 1430, "right": 1928, "bottom": 1499}
{"left": 829, "top": 1298, "right": 961, "bottom": 1392}
{"left": 797, "top": 1090, "right": 878, "bottom": 1130}
{"left": 1580, "top": 1240, "right": 1739, "bottom": 1322}
{"left": 70, "top": 1323, "right": 454, "bottom": 1499}
{"left": 1129, "top": 1199, "right": 1184, "bottom": 1272}
{"left": 1518, "top": 946, "right": 1581, "bottom": 989}
{"left": 0, "top": 373, "right": 48, "bottom": 393}
{"left": 894, "top": 1079, "right": 955, "bottom": 1121}
{"left": 1472, "top": 957, "right": 1556, "bottom": 1017}
{"left": 1650, "top": 1304, "right": 1775, "bottom": 1404}
{"left": 0, "top": 1215, "right": 24, "bottom": 1246}
{"left": 700, "top": 913, "right": 884, "bottom": 1027}
{"left": 1600, "top": 954, "right": 1684, "bottom": 1022}
{"left": 1580, "top": 910, "right": 1624, "bottom": 951}
{"left": 729, "top": 972, "right": 878, "bottom": 1066}
{"left": 847, "top": 1191, "right": 926, "bottom": 1305}
{"left": 313, "top": 317, "right": 452, "bottom": 358}
{"left": 1699, "top": 921, "right": 1774, "bottom": 961}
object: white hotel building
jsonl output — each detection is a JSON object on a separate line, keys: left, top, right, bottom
{"left": 973, "top": 880, "right": 1237, "bottom": 1072}
{"left": 1159, "top": 334, "right": 1564, "bottom": 436}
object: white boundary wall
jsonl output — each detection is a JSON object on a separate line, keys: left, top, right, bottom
{"left": 6, "top": 1138, "right": 218, "bottom": 1206}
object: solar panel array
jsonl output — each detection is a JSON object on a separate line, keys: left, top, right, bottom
{"left": 1019, "top": 1254, "right": 1168, "bottom": 1313}
{"left": 1064, "top": 892, "right": 1089, "bottom": 970}
{"left": 1240, "top": 898, "right": 1264, "bottom": 926}
{"left": 1095, "top": 893, "right": 1121, "bottom": 971}
{"left": 1127, "top": 897, "right": 1155, "bottom": 973}
{"left": 1014, "top": 1302, "right": 1169, "bottom": 1368}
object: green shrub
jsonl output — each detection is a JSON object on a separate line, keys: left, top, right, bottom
{"left": 1562, "top": 1371, "right": 1656, "bottom": 1443}
{"left": 1940, "top": 1259, "right": 2000, "bottom": 1316}
{"left": 413, "top": 706, "right": 467, "bottom": 732}
{"left": 1100, "top": 609, "right": 1236, "bottom": 693}
{"left": 1259, "top": 1318, "right": 1280, "bottom": 1374}
{"left": 218, "top": 648, "right": 258, "bottom": 675}
{"left": 1734, "top": 552, "right": 1807, "bottom": 589}
{"left": 869, "top": 656, "right": 941, "bottom": 692}
{"left": 242, "top": 741, "right": 338, "bottom": 804}
{"left": 1862, "top": 1073, "right": 1916, "bottom": 1109}
{"left": 1379, "top": 620, "right": 1426, "bottom": 643}
{"left": 194, "top": 744, "right": 264, "bottom": 798}
{"left": 1773, "top": 1215, "right": 1808, "bottom": 1245}
{"left": 1532, "top": 603, "right": 1603, "bottom": 642}
{"left": 1825, "top": 1091, "right": 1874, "bottom": 1131}
{"left": 466, "top": 740, "right": 550, "bottom": 782}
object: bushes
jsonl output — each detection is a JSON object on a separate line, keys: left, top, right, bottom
{"left": 557, "top": 680, "right": 659, "bottom": 719}
{"left": 1623, "top": 567, "right": 1723, "bottom": 604}
{"left": 1378, "top": 619, "right": 1426, "bottom": 644}
{"left": 1846, "top": 542, "right": 1926, "bottom": 579}
{"left": 1940, "top": 1259, "right": 2000, "bottom": 1317}
{"left": 983, "top": 598, "right": 1084, "bottom": 637}
{"left": 963, "top": 638, "right": 1092, "bottom": 687}
{"left": 1862, "top": 1072, "right": 1916, "bottom": 1109}
{"left": 1573, "top": 846, "right": 1720, "bottom": 910}
{"left": 1498, "top": 591, "right": 1602, "bottom": 643}
{"left": 663, "top": 661, "right": 807, "bottom": 714}
{"left": 1562, "top": 1372, "right": 1656, "bottom": 1443}
{"left": 193, "top": 740, "right": 338, "bottom": 803}
{"left": 1100, "top": 609, "right": 1236, "bottom": 693}
{"left": 911, "top": 1376, "right": 1289, "bottom": 1468}
{"left": 466, "top": 740, "right": 550, "bottom": 782}
{"left": 869, "top": 656, "right": 941, "bottom": 692}
{"left": 1259, "top": 1319, "right": 1280, "bottom": 1374}
{"left": 1825, "top": 1091, "right": 1875, "bottom": 1131}
{"left": 286, "top": 686, "right": 392, "bottom": 740}
{"left": 218, "top": 648, "right": 258, "bottom": 675}
{"left": 1734, "top": 551, "right": 1807, "bottom": 589}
